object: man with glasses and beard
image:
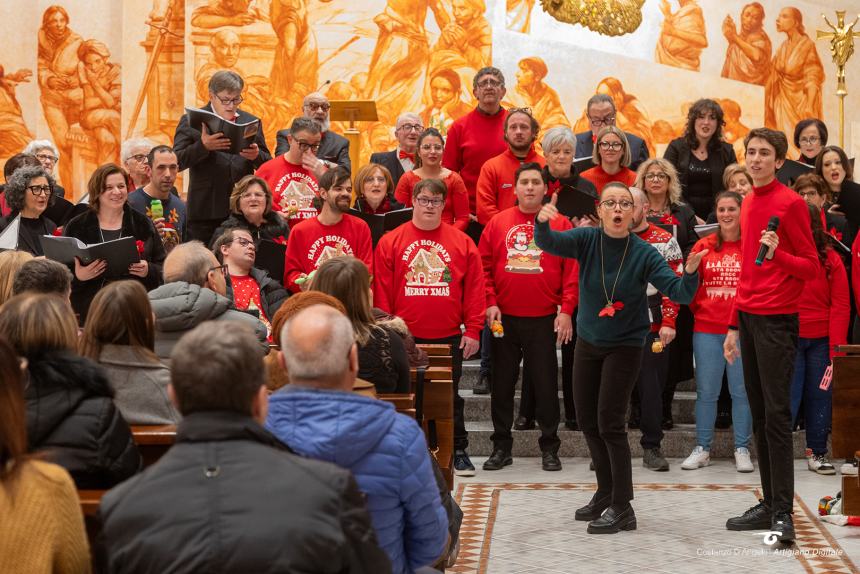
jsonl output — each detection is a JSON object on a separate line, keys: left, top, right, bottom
{"left": 275, "top": 92, "right": 351, "bottom": 172}
{"left": 574, "top": 94, "right": 649, "bottom": 172}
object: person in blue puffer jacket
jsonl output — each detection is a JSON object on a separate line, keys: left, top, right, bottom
{"left": 266, "top": 304, "right": 449, "bottom": 574}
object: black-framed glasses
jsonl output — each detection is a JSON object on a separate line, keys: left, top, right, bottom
{"left": 35, "top": 153, "right": 58, "bottom": 163}
{"left": 415, "top": 196, "right": 444, "bottom": 207}
{"left": 27, "top": 185, "right": 52, "bottom": 196}
{"left": 598, "top": 141, "right": 624, "bottom": 151}
{"left": 208, "top": 264, "right": 228, "bottom": 278}
{"left": 214, "top": 95, "right": 243, "bottom": 106}
{"left": 589, "top": 115, "right": 615, "bottom": 127}
{"left": 476, "top": 78, "right": 503, "bottom": 89}
{"left": 296, "top": 140, "right": 321, "bottom": 152}
{"left": 305, "top": 102, "right": 331, "bottom": 112}
{"left": 128, "top": 153, "right": 148, "bottom": 163}
{"left": 799, "top": 137, "right": 820, "bottom": 145}
{"left": 232, "top": 237, "right": 256, "bottom": 250}
{"left": 397, "top": 123, "right": 424, "bottom": 132}
{"left": 600, "top": 199, "right": 634, "bottom": 211}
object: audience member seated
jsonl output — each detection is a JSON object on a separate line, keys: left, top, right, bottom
{"left": 371, "top": 113, "right": 423, "bottom": 188}
{"left": 11, "top": 258, "right": 72, "bottom": 300}
{"left": 0, "top": 153, "right": 41, "bottom": 217}
{"left": 257, "top": 117, "right": 324, "bottom": 226}
{"left": 148, "top": 241, "right": 267, "bottom": 360}
{"left": 128, "top": 145, "right": 186, "bottom": 251}
{"left": 80, "top": 281, "right": 180, "bottom": 425}
{"left": 284, "top": 167, "right": 373, "bottom": 292}
{"left": 0, "top": 294, "right": 141, "bottom": 489}
{"left": 64, "top": 163, "right": 166, "bottom": 323}
{"left": 353, "top": 164, "right": 404, "bottom": 215}
{"left": 0, "top": 165, "right": 58, "bottom": 255}
{"left": 0, "top": 251, "right": 33, "bottom": 306}
{"left": 394, "top": 128, "right": 470, "bottom": 230}
{"left": 575, "top": 93, "right": 649, "bottom": 171}
{"left": 213, "top": 228, "right": 289, "bottom": 339}
{"left": 310, "top": 256, "right": 410, "bottom": 393}
{"left": 211, "top": 175, "right": 290, "bottom": 246}
{"left": 275, "top": 92, "right": 351, "bottom": 172}
{"left": 0, "top": 337, "right": 90, "bottom": 574}
{"left": 580, "top": 126, "right": 637, "bottom": 192}
{"left": 121, "top": 137, "right": 155, "bottom": 190}
{"left": 174, "top": 71, "right": 271, "bottom": 243}
{"left": 267, "top": 305, "right": 448, "bottom": 573}
{"left": 97, "top": 321, "right": 391, "bottom": 573}
{"left": 24, "top": 139, "right": 66, "bottom": 198}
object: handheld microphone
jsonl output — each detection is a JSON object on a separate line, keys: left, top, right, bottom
{"left": 755, "top": 216, "right": 780, "bottom": 266}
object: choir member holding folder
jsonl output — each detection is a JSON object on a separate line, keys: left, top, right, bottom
{"left": 63, "top": 164, "right": 165, "bottom": 322}
{"left": 0, "top": 166, "right": 57, "bottom": 255}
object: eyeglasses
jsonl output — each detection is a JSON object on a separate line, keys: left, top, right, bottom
{"left": 598, "top": 141, "right": 624, "bottom": 151}
{"left": 296, "top": 140, "right": 321, "bottom": 153}
{"left": 128, "top": 154, "right": 148, "bottom": 163}
{"left": 476, "top": 79, "right": 503, "bottom": 89}
{"left": 397, "top": 123, "right": 424, "bottom": 132}
{"left": 415, "top": 196, "right": 444, "bottom": 207}
{"left": 799, "top": 137, "right": 820, "bottom": 145}
{"left": 35, "top": 153, "right": 58, "bottom": 163}
{"left": 208, "top": 264, "right": 228, "bottom": 278}
{"left": 214, "top": 95, "right": 243, "bottom": 106}
{"left": 305, "top": 102, "right": 331, "bottom": 112}
{"left": 589, "top": 115, "right": 615, "bottom": 127}
{"left": 420, "top": 144, "right": 443, "bottom": 152}
{"left": 27, "top": 185, "right": 52, "bottom": 196}
{"left": 644, "top": 173, "right": 668, "bottom": 181}
{"left": 599, "top": 199, "right": 634, "bottom": 210}
{"left": 365, "top": 176, "right": 387, "bottom": 184}
{"left": 797, "top": 189, "right": 820, "bottom": 199}
{"left": 232, "top": 237, "right": 256, "bottom": 250}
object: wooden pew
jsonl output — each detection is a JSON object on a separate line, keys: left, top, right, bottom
{"left": 131, "top": 424, "right": 177, "bottom": 467}
{"left": 833, "top": 345, "right": 860, "bottom": 514}
{"left": 413, "top": 345, "right": 455, "bottom": 490}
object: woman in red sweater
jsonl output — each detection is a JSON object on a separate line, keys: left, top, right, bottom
{"left": 395, "top": 128, "right": 470, "bottom": 231}
{"left": 579, "top": 126, "right": 637, "bottom": 193}
{"left": 791, "top": 203, "right": 849, "bottom": 475}
{"left": 683, "top": 191, "right": 753, "bottom": 472}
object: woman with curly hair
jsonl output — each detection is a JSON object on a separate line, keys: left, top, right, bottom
{"left": 0, "top": 165, "right": 58, "bottom": 255}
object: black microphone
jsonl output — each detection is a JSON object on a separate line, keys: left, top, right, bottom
{"left": 755, "top": 216, "right": 780, "bottom": 266}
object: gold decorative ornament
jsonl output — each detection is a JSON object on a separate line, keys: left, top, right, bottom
{"left": 540, "top": 0, "right": 645, "bottom": 36}
{"left": 816, "top": 10, "right": 860, "bottom": 148}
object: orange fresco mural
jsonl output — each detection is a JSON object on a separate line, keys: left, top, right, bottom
{"left": 503, "top": 57, "right": 569, "bottom": 132}
{"left": 655, "top": 0, "right": 708, "bottom": 71}
{"left": 0, "top": 66, "right": 34, "bottom": 157}
{"left": 721, "top": 2, "right": 772, "bottom": 86}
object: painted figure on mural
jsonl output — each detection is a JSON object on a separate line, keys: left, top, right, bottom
{"left": 765, "top": 7, "right": 824, "bottom": 137}
{"left": 0, "top": 66, "right": 34, "bottom": 158}
{"left": 421, "top": 68, "right": 472, "bottom": 135}
{"left": 190, "top": 0, "right": 267, "bottom": 28}
{"left": 504, "top": 57, "right": 569, "bottom": 132}
{"left": 718, "top": 98, "right": 751, "bottom": 162}
{"left": 270, "top": 0, "right": 328, "bottom": 104}
{"left": 655, "top": 0, "right": 708, "bottom": 72}
{"left": 506, "top": 0, "right": 535, "bottom": 33}
{"left": 575, "top": 77, "right": 655, "bottom": 157}
{"left": 38, "top": 5, "right": 83, "bottom": 190}
{"left": 77, "top": 40, "right": 121, "bottom": 162}
{"left": 721, "top": 2, "right": 772, "bottom": 86}
{"left": 435, "top": 0, "right": 492, "bottom": 71}
{"left": 195, "top": 29, "right": 269, "bottom": 121}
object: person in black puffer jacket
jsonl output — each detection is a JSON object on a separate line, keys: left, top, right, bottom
{"left": 0, "top": 293, "right": 141, "bottom": 489}
{"left": 209, "top": 175, "right": 290, "bottom": 248}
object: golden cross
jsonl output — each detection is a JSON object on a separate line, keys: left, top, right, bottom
{"left": 816, "top": 10, "right": 860, "bottom": 147}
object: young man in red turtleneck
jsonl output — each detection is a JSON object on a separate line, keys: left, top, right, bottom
{"left": 722, "top": 128, "right": 818, "bottom": 544}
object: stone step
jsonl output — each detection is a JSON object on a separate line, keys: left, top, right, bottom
{"left": 463, "top": 421, "right": 812, "bottom": 459}
{"left": 462, "top": 389, "right": 699, "bottom": 425}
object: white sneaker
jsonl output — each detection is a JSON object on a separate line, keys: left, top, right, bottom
{"left": 681, "top": 446, "right": 710, "bottom": 470}
{"left": 734, "top": 447, "right": 754, "bottom": 473}
{"left": 840, "top": 461, "right": 858, "bottom": 476}
{"left": 806, "top": 448, "right": 836, "bottom": 475}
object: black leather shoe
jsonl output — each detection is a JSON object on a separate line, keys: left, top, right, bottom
{"left": 773, "top": 511, "right": 795, "bottom": 543}
{"left": 726, "top": 500, "right": 772, "bottom": 531}
{"left": 542, "top": 451, "right": 562, "bottom": 471}
{"left": 482, "top": 449, "right": 512, "bottom": 471}
{"left": 661, "top": 415, "right": 674, "bottom": 430}
{"left": 589, "top": 460, "right": 595, "bottom": 471}
{"left": 627, "top": 410, "right": 640, "bottom": 429}
{"left": 564, "top": 417, "right": 579, "bottom": 431}
{"left": 473, "top": 374, "right": 490, "bottom": 395}
{"left": 575, "top": 492, "right": 611, "bottom": 521}
{"left": 513, "top": 416, "right": 534, "bottom": 430}
{"left": 587, "top": 504, "right": 636, "bottom": 534}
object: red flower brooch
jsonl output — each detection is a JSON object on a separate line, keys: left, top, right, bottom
{"left": 273, "top": 235, "right": 288, "bottom": 246}
{"left": 598, "top": 301, "right": 625, "bottom": 318}
{"left": 52, "top": 227, "right": 63, "bottom": 236}
{"left": 136, "top": 240, "right": 145, "bottom": 255}
{"left": 659, "top": 213, "right": 679, "bottom": 226}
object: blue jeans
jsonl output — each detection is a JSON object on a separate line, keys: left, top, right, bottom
{"left": 790, "top": 337, "right": 832, "bottom": 455}
{"left": 693, "top": 332, "right": 751, "bottom": 449}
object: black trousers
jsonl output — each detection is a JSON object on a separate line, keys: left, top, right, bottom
{"left": 663, "top": 305, "right": 694, "bottom": 411}
{"left": 574, "top": 338, "right": 643, "bottom": 505}
{"left": 187, "top": 218, "right": 224, "bottom": 245}
{"left": 490, "top": 314, "right": 561, "bottom": 454}
{"left": 415, "top": 335, "right": 468, "bottom": 451}
{"left": 637, "top": 332, "right": 670, "bottom": 450}
{"left": 738, "top": 312, "right": 798, "bottom": 514}
{"left": 519, "top": 310, "right": 577, "bottom": 422}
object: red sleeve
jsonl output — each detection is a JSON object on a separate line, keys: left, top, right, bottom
{"left": 372, "top": 236, "right": 395, "bottom": 314}
{"left": 561, "top": 258, "right": 578, "bottom": 315}
{"left": 687, "top": 238, "right": 707, "bottom": 316}
{"left": 771, "top": 198, "right": 819, "bottom": 279}
{"left": 660, "top": 240, "right": 683, "bottom": 330}
{"left": 852, "top": 233, "right": 860, "bottom": 311}
{"left": 476, "top": 163, "right": 498, "bottom": 226}
{"left": 463, "top": 239, "right": 487, "bottom": 340}
{"left": 442, "top": 121, "right": 463, "bottom": 173}
{"left": 479, "top": 219, "right": 498, "bottom": 309}
{"left": 355, "top": 220, "right": 374, "bottom": 274}
{"left": 283, "top": 225, "right": 307, "bottom": 293}
{"left": 448, "top": 173, "right": 471, "bottom": 231}
{"left": 827, "top": 250, "right": 850, "bottom": 359}
{"left": 394, "top": 173, "right": 414, "bottom": 207}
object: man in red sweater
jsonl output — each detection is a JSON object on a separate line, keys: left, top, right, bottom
{"left": 256, "top": 117, "right": 326, "bottom": 226}
{"left": 476, "top": 109, "right": 546, "bottom": 226}
{"left": 442, "top": 67, "right": 508, "bottom": 244}
{"left": 373, "top": 178, "right": 485, "bottom": 476}
{"left": 723, "top": 128, "right": 818, "bottom": 543}
{"left": 284, "top": 166, "right": 373, "bottom": 292}
{"left": 480, "top": 163, "right": 576, "bottom": 472}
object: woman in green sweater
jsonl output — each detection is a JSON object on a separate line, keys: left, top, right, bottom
{"left": 535, "top": 182, "right": 707, "bottom": 534}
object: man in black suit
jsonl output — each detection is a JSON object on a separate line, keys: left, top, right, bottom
{"left": 274, "top": 93, "right": 351, "bottom": 173}
{"left": 174, "top": 70, "right": 271, "bottom": 243}
{"left": 574, "top": 94, "right": 649, "bottom": 172}
{"left": 369, "top": 112, "right": 423, "bottom": 188}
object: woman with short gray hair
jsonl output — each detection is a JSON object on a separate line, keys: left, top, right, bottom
{"left": 0, "top": 165, "right": 57, "bottom": 255}
{"left": 23, "top": 140, "right": 65, "bottom": 198}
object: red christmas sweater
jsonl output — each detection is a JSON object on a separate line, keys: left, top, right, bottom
{"left": 394, "top": 171, "right": 471, "bottom": 231}
{"left": 854, "top": 232, "right": 860, "bottom": 311}
{"left": 635, "top": 223, "right": 682, "bottom": 331}
{"left": 256, "top": 156, "right": 319, "bottom": 226}
{"left": 373, "top": 221, "right": 485, "bottom": 340}
{"left": 441, "top": 107, "right": 508, "bottom": 214}
{"left": 475, "top": 148, "right": 546, "bottom": 225}
{"left": 798, "top": 248, "right": 849, "bottom": 358}
{"left": 480, "top": 207, "right": 578, "bottom": 317}
{"left": 730, "top": 178, "right": 818, "bottom": 325}
{"left": 689, "top": 234, "right": 741, "bottom": 334}
{"left": 283, "top": 215, "right": 373, "bottom": 292}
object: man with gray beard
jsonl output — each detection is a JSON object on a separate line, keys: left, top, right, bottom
{"left": 275, "top": 92, "right": 351, "bottom": 172}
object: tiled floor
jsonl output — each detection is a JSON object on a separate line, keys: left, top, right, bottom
{"left": 451, "top": 458, "right": 859, "bottom": 573}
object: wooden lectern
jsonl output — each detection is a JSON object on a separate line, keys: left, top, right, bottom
{"left": 833, "top": 345, "right": 860, "bottom": 515}
{"left": 329, "top": 100, "right": 378, "bottom": 177}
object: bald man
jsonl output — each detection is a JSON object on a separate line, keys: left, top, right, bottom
{"left": 148, "top": 241, "right": 268, "bottom": 360}
{"left": 275, "top": 92, "right": 351, "bottom": 172}
{"left": 370, "top": 112, "right": 423, "bottom": 187}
